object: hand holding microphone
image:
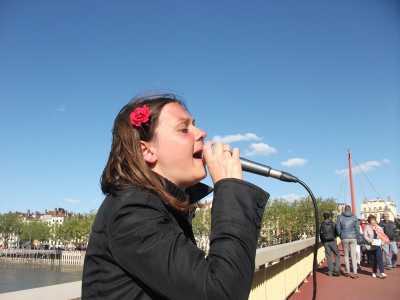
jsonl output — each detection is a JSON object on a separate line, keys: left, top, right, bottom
{"left": 204, "top": 142, "right": 298, "bottom": 183}
{"left": 203, "top": 142, "right": 243, "bottom": 184}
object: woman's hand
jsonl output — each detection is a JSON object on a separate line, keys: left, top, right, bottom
{"left": 203, "top": 142, "right": 242, "bottom": 184}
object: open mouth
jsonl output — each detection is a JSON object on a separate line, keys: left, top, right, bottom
{"left": 193, "top": 149, "right": 203, "bottom": 160}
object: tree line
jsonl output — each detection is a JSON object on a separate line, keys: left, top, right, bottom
{"left": 2, "top": 197, "right": 397, "bottom": 251}
{"left": 0, "top": 213, "right": 95, "bottom": 249}
{"left": 193, "top": 196, "right": 339, "bottom": 250}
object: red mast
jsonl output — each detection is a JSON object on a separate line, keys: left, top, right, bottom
{"left": 348, "top": 150, "right": 356, "bottom": 216}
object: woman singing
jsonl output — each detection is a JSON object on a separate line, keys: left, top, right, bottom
{"left": 82, "top": 94, "right": 269, "bottom": 299}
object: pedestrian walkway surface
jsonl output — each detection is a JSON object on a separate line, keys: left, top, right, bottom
{"left": 289, "top": 255, "right": 400, "bottom": 300}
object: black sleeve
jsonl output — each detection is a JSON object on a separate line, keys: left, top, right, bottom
{"left": 332, "top": 223, "right": 338, "bottom": 237}
{"left": 108, "top": 178, "right": 269, "bottom": 300}
{"left": 336, "top": 216, "right": 341, "bottom": 236}
{"left": 319, "top": 223, "right": 324, "bottom": 242}
{"left": 355, "top": 218, "right": 360, "bottom": 236}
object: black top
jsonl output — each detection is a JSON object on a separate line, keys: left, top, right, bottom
{"left": 82, "top": 178, "right": 269, "bottom": 300}
{"left": 319, "top": 219, "right": 336, "bottom": 243}
{"left": 379, "top": 220, "right": 397, "bottom": 241}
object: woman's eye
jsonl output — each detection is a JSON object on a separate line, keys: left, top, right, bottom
{"left": 180, "top": 128, "right": 189, "bottom": 133}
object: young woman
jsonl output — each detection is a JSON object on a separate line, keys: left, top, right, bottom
{"left": 82, "top": 94, "right": 269, "bottom": 300}
{"left": 363, "top": 214, "right": 389, "bottom": 279}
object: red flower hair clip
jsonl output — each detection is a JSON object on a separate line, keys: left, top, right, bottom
{"left": 130, "top": 105, "right": 151, "bottom": 127}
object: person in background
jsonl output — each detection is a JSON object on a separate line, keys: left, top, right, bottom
{"left": 336, "top": 205, "right": 359, "bottom": 278}
{"left": 355, "top": 219, "right": 363, "bottom": 269}
{"left": 358, "top": 219, "right": 369, "bottom": 265}
{"left": 364, "top": 214, "right": 389, "bottom": 279}
{"left": 320, "top": 212, "right": 340, "bottom": 276}
{"left": 379, "top": 212, "right": 398, "bottom": 269}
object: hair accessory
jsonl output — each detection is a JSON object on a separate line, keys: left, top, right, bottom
{"left": 130, "top": 105, "right": 151, "bottom": 127}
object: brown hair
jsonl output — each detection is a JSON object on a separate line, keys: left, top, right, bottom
{"left": 101, "top": 93, "right": 193, "bottom": 212}
{"left": 367, "top": 214, "right": 376, "bottom": 223}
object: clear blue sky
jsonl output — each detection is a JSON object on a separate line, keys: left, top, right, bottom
{"left": 1, "top": 0, "right": 399, "bottom": 215}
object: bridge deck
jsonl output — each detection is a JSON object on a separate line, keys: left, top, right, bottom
{"left": 289, "top": 249, "right": 400, "bottom": 300}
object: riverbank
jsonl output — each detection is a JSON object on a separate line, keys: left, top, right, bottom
{"left": 0, "top": 249, "right": 85, "bottom": 266}
{"left": 0, "top": 262, "right": 82, "bottom": 293}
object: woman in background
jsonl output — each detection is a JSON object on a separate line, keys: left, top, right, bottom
{"left": 363, "top": 214, "right": 389, "bottom": 279}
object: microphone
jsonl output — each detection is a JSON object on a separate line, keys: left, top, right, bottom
{"left": 240, "top": 157, "right": 298, "bottom": 182}
{"left": 208, "top": 143, "right": 298, "bottom": 182}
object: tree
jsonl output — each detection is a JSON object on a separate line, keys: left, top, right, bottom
{"left": 61, "top": 213, "right": 96, "bottom": 249}
{"left": 317, "top": 197, "right": 338, "bottom": 221}
{"left": 0, "top": 213, "right": 23, "bottom": 248}
{"left": 257, "top": 197, "right": 339, "bottom": 247}
{"left": 20, "top": 221, "right": 50, "bottom": 247}
{"left": 192, "top": 208, "right": 211, "bottom": 252}
{"left": 53, "top": 223, "right": 66, "bottom": 247}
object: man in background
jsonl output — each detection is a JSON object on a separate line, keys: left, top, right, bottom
{"left": 337, "top": 205, "right": 360, "bottom": 278}
{"left": 320, "top": 212, "right": 340, "bottom": 276}
{"left": 380, "top": 212, "right": 398, "bottom": 269}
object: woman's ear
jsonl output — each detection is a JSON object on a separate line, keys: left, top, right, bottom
{"left": 140, "top": 141, "right": 158, "bottom": 164}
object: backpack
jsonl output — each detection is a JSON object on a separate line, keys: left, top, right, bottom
{"left": 320, "top": 221, "right": 336, "bottom": 242}
{"left": 356, "top": 232, "right": 368, "bottom": 245}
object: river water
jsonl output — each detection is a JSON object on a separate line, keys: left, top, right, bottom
{"left": 0, "top": 262, "right": 83, "bottom": 293}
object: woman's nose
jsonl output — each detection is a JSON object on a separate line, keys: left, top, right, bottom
{"left": 195, "top": 127, "right": 207, "bottom": 141}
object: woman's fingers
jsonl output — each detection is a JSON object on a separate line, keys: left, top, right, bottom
{"left": 231, "top": 148, "right": 242, "bottom": 179}
{"left": 203, "top": 142, "right": 242, "bottom": 183}
{"left": 232, "top": 147, "right": 240, "bottom": 160}
{"left": 203, "top": 142, "right": 213, "bottom": 160}
{"left": 223, "top": 144, "right": 231, "bottom": 152}
{"left": 213, "top": 142, "right": 224, "bottom": 156}
{"left": 223, "top": 144, "right": 231, "bottom": 158}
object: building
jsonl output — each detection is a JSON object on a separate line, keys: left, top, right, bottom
{"left": 335, "top": 202, "right": 347, "bottom": 217}
{"left": 22, "top": 208, "right": 69, "bottom": 226}
{"left": 360, "top": 197, "right": 397, "bottom": 221}
{"left": 39, "top": 214, "right": 64, "bottom": 226}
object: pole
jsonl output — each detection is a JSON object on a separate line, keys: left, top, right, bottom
{"left": 348, "top": 150, "right": 356, "bottom": 216}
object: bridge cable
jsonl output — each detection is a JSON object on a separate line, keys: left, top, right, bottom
{"left": 353, "top": 158, "right": 383, "bottom": 200}
{"left": 335, "top": 172, "right": 346, "bottom": 203}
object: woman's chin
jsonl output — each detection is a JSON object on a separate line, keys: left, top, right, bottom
{"left": 198, "top": 161, "right": 207, "bottom": 178}
{"left": 192, "top": 169, "right": 207, "bottom": 183}
{"left": 185, "top": 163, "right": 207, "bottom": 187}
{"left": 198, "top": 167, "right": 207, "bottom": 181}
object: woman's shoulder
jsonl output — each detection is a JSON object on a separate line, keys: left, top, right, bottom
{"left": 95, "top": 186, "right": 166, "bottom": 222}
{"left": 91, "top": 186, "right": 171, "bottom": 234}
{"left": 364, "top": 224, "right": 373, "bottom": 231}
{"left": 95, "top": 186, "right": 170, "bottom": 231}
{"left": 107, "top": 185, "right": 166, "bottom": 211}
